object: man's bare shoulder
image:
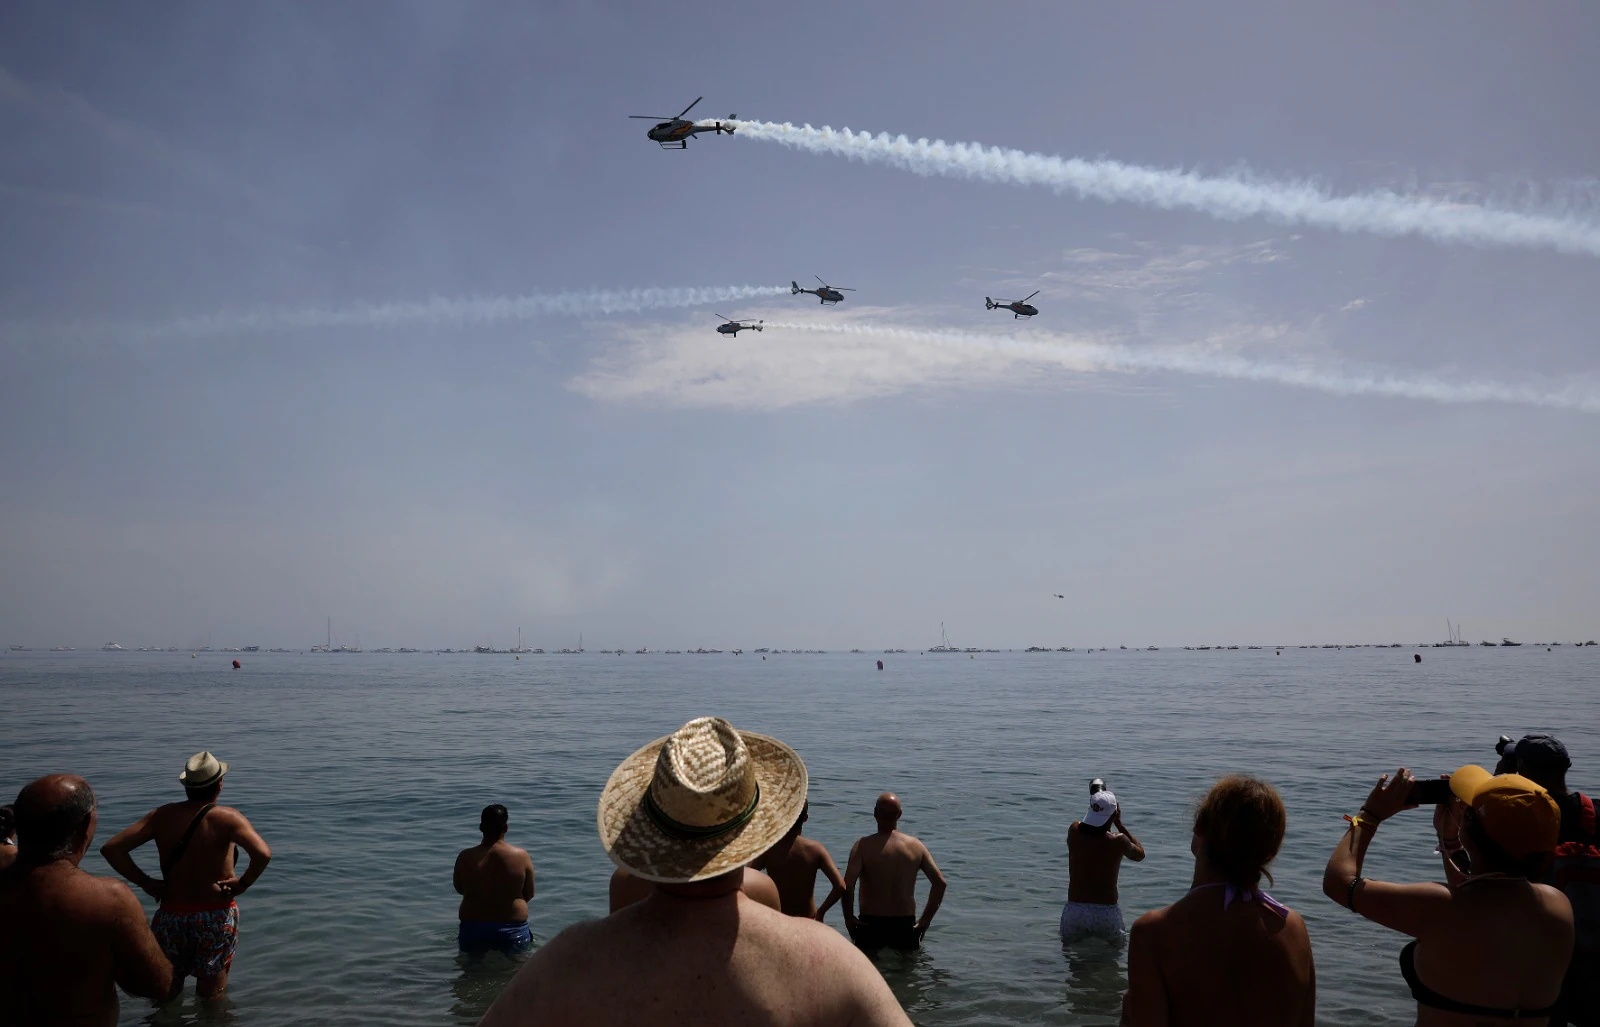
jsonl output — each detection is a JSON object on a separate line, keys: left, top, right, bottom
{"left": 795, "top": 835, "right": 831, "bottom": 862}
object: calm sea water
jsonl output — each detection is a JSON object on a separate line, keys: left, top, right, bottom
{"left": 4, "top": 647, "right": 1596, "bottom": 1026}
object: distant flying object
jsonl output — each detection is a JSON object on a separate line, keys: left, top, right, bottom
{"left": 986, "top": 290, "right": 1040, "bottom": 319}
{"left": 792, "top": 276, "right": 856, "bottom": 305}
{"left": 714, "top": 313, "right": 764, "bottom": 336}
{"left": 628, "top": 96, "right": 736, "bottom": 149}
{"left": 1053, "top": 594, "right": 1065, "bottom": 599}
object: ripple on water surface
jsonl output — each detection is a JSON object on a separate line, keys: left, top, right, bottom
{"left": 1, "top": 647, "right": 1594, "bottom": 1026}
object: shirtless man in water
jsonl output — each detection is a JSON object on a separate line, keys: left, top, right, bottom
{"left": 844, "top": 792, "right": 947, "bottom": 950}
{"left": 100, "top": 751, "right": 272, "bottom": 1002}
{"left": 752, "top": 802, "right": 847, "bottom": 919}
{"left": 1062, "top": 785, "right": 1145, "bottom": 943}
{"left": 0, "top": 775, "right": 172, "bottom": 1026}
{"left": 454, "top": 804, "right": 535, "bottom": 955}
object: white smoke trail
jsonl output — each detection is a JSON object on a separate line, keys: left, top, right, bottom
{"left": 10, "top": 285, "right": 792, "bottom": 345}
{"left": 759, "top": 321, "right": 1600, "bottom": 414}
{"left": 726, "top": 120, "right": 1600, "bottom": 257}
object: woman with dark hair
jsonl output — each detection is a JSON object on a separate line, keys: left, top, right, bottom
{"left": 1323, "top": 766, "right": 1572, "bottom": 1024}
{"left": 1122, "top": 775, "right": 1316, "bottom": 1026}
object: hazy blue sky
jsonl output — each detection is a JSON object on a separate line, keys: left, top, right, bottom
{"left": 3, "top": 2, "right": 1598, "bottom": 650}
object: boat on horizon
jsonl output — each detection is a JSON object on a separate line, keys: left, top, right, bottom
{"left": 101, "top": 642, "right": 125, "bottom": 651}
{"left": 928, "top": 622, "right": 959, "bottom": 653}
{"left": 1500, "top": 638, "right": 1523, "bottom": 646}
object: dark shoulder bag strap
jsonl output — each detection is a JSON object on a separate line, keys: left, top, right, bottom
{"left": 160, "top": 802, "right": 216, "bottom": 876}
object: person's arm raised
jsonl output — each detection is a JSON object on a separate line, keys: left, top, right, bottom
{"left": 215, "top": 810, "right": 272, "bottom": 900}
{"left": 100, "top": 810, "right": 164, "bottom": 900}
{"left": 914, "top": 843, "right": 947, "bottom": 942}
{"left": 1112, "top": 809, "right": 1146, "bottom": 862}
{"left": 106, "top": 880, "right": 173, "bottom": 1002}
{"left": 815, "top": 845, "right": 848, "bottom": 921}
{"left": 1121, "top": 912, "right": 1169, "bottom": 1026}
{"left": 1321, "top": 768, "right": 1451, "bottom": 937}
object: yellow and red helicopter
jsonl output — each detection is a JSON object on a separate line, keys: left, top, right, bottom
{"left": 629, "top": 97, "right": 736, "bottom": 149}
{"left": 792, "top": 276, "right": 856, "bottom": 305}
{"left": 986, "top": 290, "right": 1040, "bottom": 319}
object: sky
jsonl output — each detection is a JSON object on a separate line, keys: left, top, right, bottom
{"left": 2, "top": 1, "right": 1598, "bottom": 651}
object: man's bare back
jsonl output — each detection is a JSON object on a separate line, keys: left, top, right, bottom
{"left": 0, "top": 776, "right": 171, "bottom": 1027}
{"left": 753, "top": 826, "right": 845, "bottom": 919}
{"left": 455, "top": 840, "right": 535, "bottom": 923}
{"left": 127, "top": 802, "right": 266, "bottom": 906}
{"left": 609, "top": 866, "right": 780, "bottom": 913}
{"left": 1067, "top": 818, "right": 1144, "bottom": 905}
{"left": 850, "top": 830, "right": 928, "bottom": 916}
{"left": 479, "top": 882, "right": 911, "bottom": 1027}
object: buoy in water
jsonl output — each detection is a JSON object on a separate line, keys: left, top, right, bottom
{"left": 232, "top": 659, "right": 241, "bottom": 669}
{"left": 1413, "top": 654, "right": 1421, "bottom": 663}
{"left": 191, "top": 653, "right": 197, "bottom": 659}
{"left": 516, "top": 655, "right": 520, "bottom": 661}
{"left": 877, "top": 660, "right": 884, "bottom": 671}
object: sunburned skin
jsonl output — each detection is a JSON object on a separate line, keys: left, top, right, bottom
{"left": 481, "top": 868, "right": 912, "bottom": 1027}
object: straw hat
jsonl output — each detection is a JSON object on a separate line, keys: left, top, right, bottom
{"left": 598, "top": 716, "right": 807, "bottom": 883}
{"left": 179, "top": 751, "right": 229, "bottom": 788}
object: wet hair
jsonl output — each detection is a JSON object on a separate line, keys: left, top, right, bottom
{"left": 1462, "top": 808, "right": 1548, "bottom": 880}
{"left": 480, "top": 804, "right": 509, "bottom": 837}
{"left": 0, "top": 804, "right": 14, "bottom": 841}
{"left": 184, "top": 781, "right": 223, "bottom": 803}
{"left": 16, "top": 782, "right": 96, "bottom": 861}
{"left": 1193, "top": 775, "right": 1286, "bottom": 889}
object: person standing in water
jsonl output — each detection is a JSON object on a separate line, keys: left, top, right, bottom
{"left": 101, "top": 751, "right": 273, "bottom": 1003}
{"left": 0, "top": 775, "right": 173, "bottom": 1025}
{"left": 1062, "top": 783, "right": 1145, "bottom": 944}
{"left": 453, "top": 804, "right": 536, "bottom": 955}
{"left": 752, "top": 801, "right": 848, "bottom": 920}
{"left": 1124, "top": 775, "right": 1315, "bottom": 1025}
{"left": 843, "top": 792, "right": 948, "bottom": 951}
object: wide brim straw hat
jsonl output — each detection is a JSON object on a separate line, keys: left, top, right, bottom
{"left": 599, "top": 716, "right": 807, "bottom": 884}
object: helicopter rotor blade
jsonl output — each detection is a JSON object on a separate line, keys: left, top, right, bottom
{"left": 713, "top": 313, "right": 731, "bottom": 322}
{"left": 677, "top": 96, "right": 704, "bottom": 119}
{"left": 814, "top": 275, "right": 828, "bottom": 287}
{"left": 628, "top": 115, "right": 671, "bottom": 119}
{"left": 1022, "top": 290, "right": 1040, "bottom": 303}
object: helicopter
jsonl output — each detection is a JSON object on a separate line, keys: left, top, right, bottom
{"left": 714, "top": 314, "right": 764, "bottom": 337}
{"left": 986, "top": 291, "right": 1040, "bottom": 319}
{"left": 791, "top": 276, "right": 856, "bottom": 305}
{"left": 628, "top": 96, "right": 736, "bottom": 149}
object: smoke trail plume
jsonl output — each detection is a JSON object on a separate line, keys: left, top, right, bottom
{"left": 759, "top": 321, "right": 1600, "bottom": 414}
{"left": 12, "top": 285, "right": 792, "bottom": 345}
{"left": 727, "top": 120, "right": 1600, "bottom": 257}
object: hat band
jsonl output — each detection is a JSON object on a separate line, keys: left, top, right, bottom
{"left": 644, "top": 784, "right": 761, "bottom": 840}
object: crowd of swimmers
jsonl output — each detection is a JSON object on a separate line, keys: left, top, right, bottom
{"left": 2, "top": 722, "right": 1597, "bottom": 1026}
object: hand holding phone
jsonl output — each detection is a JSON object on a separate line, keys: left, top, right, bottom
{"left": 1407, "top": 777, "right": 1453, "bottom": 805}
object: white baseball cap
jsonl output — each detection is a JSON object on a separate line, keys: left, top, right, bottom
{"left": 1084, "top": 790, "right": 1118, "bottom": 827}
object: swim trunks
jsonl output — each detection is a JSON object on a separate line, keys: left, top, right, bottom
{"left": 1059, "top": 900, "right": 1125, "bottom": 943}
{"left": 848, "top": 914, "right": 919, "bottom": 950}
{"left": 458, "top": 919, "right": 532, "bottom": 955}
{"left": 152, "top": 901, "right": 239, "bottom": 980}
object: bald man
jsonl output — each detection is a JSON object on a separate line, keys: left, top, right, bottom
{"left": 0, "top": 775, "right": 172, "bottom": 1026}
{"left": 843, "top": 793, "right": 947, "bottom": 951}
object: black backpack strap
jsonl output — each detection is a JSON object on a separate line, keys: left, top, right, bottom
{"left": 160, "top": 803, "right": 216, "bottom": 876}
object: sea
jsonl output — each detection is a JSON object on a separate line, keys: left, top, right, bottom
{"left": 4, "top": 646, "right": 1595, "bottom": 1026}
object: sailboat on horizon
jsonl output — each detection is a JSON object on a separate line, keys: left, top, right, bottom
{"left": 928, "top": 622, "right": 958, "bottom": 653}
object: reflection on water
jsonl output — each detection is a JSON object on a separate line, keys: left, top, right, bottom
{"left": 875, "top": 945, "right": 954, "bottom": 1020}
{"left": 1060, "top": 933, "right": 1126, "bottom": 1024}
{"left": 450, "top": 948, "right": 530, "bottom": 1024}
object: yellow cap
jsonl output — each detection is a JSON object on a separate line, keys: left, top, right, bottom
{"left": 1449, "top": 764, "right": 1560, "bottom": 860}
